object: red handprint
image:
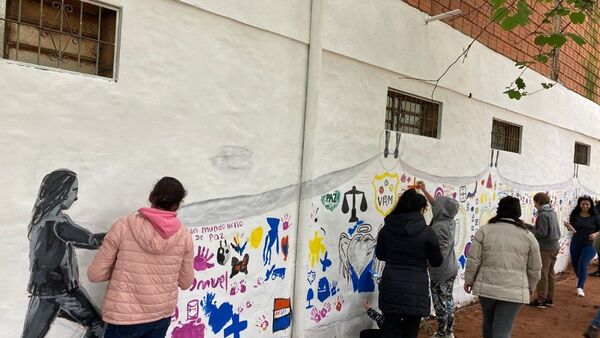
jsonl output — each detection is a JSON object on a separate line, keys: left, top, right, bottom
{"left": 194, "top": 246, "right": 215, "bottom": 271}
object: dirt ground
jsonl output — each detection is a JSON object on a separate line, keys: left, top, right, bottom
{"left": 418, "top": 268, "right": 600, "bottom": 338}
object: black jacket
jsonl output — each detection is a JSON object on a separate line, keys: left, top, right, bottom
{"left": 375, "top": 212, "right": 443, "bottom": 316}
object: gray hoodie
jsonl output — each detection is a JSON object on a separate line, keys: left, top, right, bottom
{"left": 429, "top": 196, "right": 460, "bottom": 282}
{"left": 527, "top": 204, "right": 560, "bottom": 251}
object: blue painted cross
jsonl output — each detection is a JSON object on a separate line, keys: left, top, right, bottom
{"left": 224, "top": 314, "right": 248, "bottom": 338}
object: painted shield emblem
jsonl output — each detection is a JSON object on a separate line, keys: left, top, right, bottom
{"left": 372, "top": 173, "right": 400, "bottom": 217}
{"left": 321, "top": 190, "right": 341, "bottom": 211}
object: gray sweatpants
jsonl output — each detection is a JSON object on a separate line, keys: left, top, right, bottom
{"left": 479, "top": 297, "right": 522, "bottom": 338}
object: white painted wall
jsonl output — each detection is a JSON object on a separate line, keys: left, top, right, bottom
{"left": 1, "top": 0, "right": 600, "bottom": 337}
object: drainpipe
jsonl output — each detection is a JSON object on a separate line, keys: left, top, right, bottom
{"left": 291, "top": 0, "right": 323, "bottom": 336}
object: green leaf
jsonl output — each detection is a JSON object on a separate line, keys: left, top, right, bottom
{"left": 541, "top": 82, "right": 555, "bottom": 89}
{"left": 515, "top": 77, "right": 526, "bottom": 90}
{"left": 515, "top": 0, "right": 532, "bottom": 25}
{"left": 534, "top": 35, "right": 548, "bottom": 46}
{"left": 547, "top": 33, "right": 568, "bottom": 48}
{"left": 492, "top": 6, "right": 509, "bottom": 21}
{"left": 556, "top": 7, "right": 571, "bottom": 16}
{"left": 570, "top": 12, "right": 586, "bottom": 24}
{"left": 534, "top": 54, "right": 550, "bottom": 63}
{"left": 501, "top": 16, "right": 520, "bottom": 30}
{"left": 491, "top": 0, "right": 506, "bottom": 10}
{"left": 504, "top": 89, "right": 523, "bottom": 100}
{"left": 566, "top": 33, "right": 586, "bottom": 46}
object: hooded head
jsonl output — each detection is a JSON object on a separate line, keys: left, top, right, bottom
{"left": 432, "top": 196, "right": 460, "bottom": 221}
{"left": 139, "top": 177, "right": 187, "bottom": 239}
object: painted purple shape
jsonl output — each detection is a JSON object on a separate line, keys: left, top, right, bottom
{"left": 171, "top": 320, "right": 206, "bottom": 338}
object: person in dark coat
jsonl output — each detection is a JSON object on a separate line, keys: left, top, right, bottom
{"left": 375, "top": 188, "right": 443, "bottom": 338}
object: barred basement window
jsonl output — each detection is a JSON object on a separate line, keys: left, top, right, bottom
{"left": 386, "top": 89, "right": 440, "bottom": 138}
{"left": 491, "top": 119, "right": 522, "bottom": 153}
{"left": 574, "top": 142, "right": 591, "bottom": 166}
{"left": 0, "top": 0, "right": 119, "bottom": 79}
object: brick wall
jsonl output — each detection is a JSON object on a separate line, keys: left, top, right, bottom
{"left": 405, "top": 0, "right": 600, "bottom": 103}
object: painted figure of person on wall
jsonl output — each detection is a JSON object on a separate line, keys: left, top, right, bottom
{"left": 22, "top": 169, "right": 106, "bottom": 338}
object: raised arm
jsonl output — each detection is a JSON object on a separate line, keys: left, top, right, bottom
{"left": 54, "top": 214, "right": 105, "bottom": 249}
{"left": 416, "top": 181, "right": 435, "bottom": 205}
{"left": 88, "top": 219, "right": 123, "bottom": 282}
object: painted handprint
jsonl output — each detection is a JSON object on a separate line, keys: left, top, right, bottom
{"left": 335, "top": 295, "right": 344, "bottom": 311}
{"left": 308, "top": 231, "right": 326, "bottom": 268}
{"left": 217, "top": 240, "right": 231, "bottom": 265}
{"left": 194, "top": 246, "right": 215, "bottom": 271}
{"left": 255, "top": 315, "right": 269, "bottom": 331}
{"left": 281, "top": 213, "right": 292, "bottom": 231}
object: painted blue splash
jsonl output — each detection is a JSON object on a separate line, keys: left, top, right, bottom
{"left": 459, "top": 255, "right": 467, "bottom": 269}
{"left": 200, "top": 292, "right": 233, "bottom": 334}
{"left": 317, "top": 277, "right": 331, "bottom": 302}
{"left": 349, "top": 260, "right": 375, "bottom": 293}
{"left": 320, "top": 251, "right": 332, "bottom": 272}
{"left": 265, "top": 264, "right": 286, "bottom": 281}
{"left": 348, "top": 220, "right": 364, "bottom": 236}
{"left": 223, "top": 313, "right": 247, "bottom": 338}
{"left": 262, "top": 217, "right": 280, "bottom": 266}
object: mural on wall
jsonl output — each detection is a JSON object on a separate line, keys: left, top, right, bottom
{"left": 171, "top": 206, "right": 297, "bottom": 338}
{"left": 21, "top": 153, "right": 593, "bottom": 337}
{"left": 23, "top": 169, "right": 106, "bottom": 338}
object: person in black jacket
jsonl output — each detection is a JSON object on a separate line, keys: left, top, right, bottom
{"left": 22, "top": 169, "right": 105, "bottom": 338}
{"left": 375, "top": 188, "right": 443, "bottom": 338}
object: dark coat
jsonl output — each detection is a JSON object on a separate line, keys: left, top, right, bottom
{"left": 375, "top": 212, "right": 443, "bottom": 316}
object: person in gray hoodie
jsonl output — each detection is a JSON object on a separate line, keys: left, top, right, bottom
{"left": 526, "top": 192, "right": 561, "bottom": 308}
{"left": 418, "top": 182, "right": 459, "bottom": 338}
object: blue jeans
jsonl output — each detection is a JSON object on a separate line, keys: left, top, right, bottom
{"left": 570, "top": 238, "right": 597, "bottom": 289}
{"left": 592, "top": 309, "right": 600, "bottom": 328}
{"left": 104, "top": 318, "right": 170, "bottom": 338}
{"left": 479, "top": 297, "right": 522, "bottom": 338}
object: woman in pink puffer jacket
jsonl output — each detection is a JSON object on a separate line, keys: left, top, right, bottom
{"left": 88, "top": 177, "right": 194, "bottom": 338}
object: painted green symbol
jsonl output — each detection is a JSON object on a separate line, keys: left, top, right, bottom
{"left": 321, "top": 191, "right": 341, "bottom": 211}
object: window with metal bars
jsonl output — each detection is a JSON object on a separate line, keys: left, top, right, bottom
{"left": 491, "top": 119, "right": 522, "bottom": 153}
{"left": 0, "top": 0, "right": 119, "bottom": 79}
{"left": 385, "top": 89, "right": 440, "bottom": 138}
{"left": 574, "top": 142, "right": 590, "bottom": 166}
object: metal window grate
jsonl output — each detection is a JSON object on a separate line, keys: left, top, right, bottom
{"left": 491, "top": 119, "right": 521, "bottom": 153}
{"left": 0, "top": 0, "right": 118, "bottom": 78}
{"left": 385, "top": 89, "right": 440, "bottom": 138}
{"left": 574, "top": 142, "right": 591, "bottom": 166}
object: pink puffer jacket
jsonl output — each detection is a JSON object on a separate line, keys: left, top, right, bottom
{"left": 88, "top": 208, "right": 194, "bottom": 325}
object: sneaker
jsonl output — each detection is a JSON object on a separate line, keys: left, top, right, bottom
{"left": 584, "top": 325, "right": 599, "bottom": 338}
{"left": 589, "top": 271, "right": 600, "bottom": 277}
{"left": 431, "top": 333, "right": 454, "bottom": 338}
{"left": 578, "top": 288, "right": 586, "bottom": 297}
{"left": 544, "top": 299, "right": 554, "bottom": 307}
{"left": 528, "top": 299, "right": 546, "bottom": 308}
